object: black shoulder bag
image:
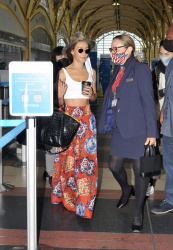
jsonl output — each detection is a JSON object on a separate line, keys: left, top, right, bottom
{"left": 17, "top": 108, "right": 80, "bottom": 154}
{"left": 37, "top": 108, "right": 80, "bottom": 152}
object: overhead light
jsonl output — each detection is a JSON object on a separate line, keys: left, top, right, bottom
{"left": 112, "top": 1, "right": 120, "bottom": 5}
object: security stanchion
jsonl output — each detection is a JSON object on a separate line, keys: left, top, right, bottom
{"left": 26, "top": 117, "right": 37, "bottom": 250}
{"left": 12, "top": 118, "right": 37, "bottom": 250}
{"left": 0, "top": 99, "right": 14, "bottom": 192}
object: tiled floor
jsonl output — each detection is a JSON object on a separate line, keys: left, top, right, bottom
{"left": 0, "top": 99, "right": 173, "bottom": 250}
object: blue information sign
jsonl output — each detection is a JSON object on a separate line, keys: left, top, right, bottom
{"left": 9, "top": 62, "right": 53, "bottom": 116}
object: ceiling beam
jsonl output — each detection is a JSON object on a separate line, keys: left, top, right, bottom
{"left": 161, "top": 0, "right": 172, "bottom": 26}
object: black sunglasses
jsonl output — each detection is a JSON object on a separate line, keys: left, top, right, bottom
{"left": 78, "top": 48, "right": 90, "bottom": 54}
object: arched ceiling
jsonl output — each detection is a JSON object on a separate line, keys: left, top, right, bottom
{"left": 1, "top": 0, "right": 172, "bottom": 47}
{"left": 52, "top": 0, "right": 173, "bottom": 44}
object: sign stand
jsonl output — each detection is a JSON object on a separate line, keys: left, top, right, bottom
{"left": 12, "top": 119, "right": 38, "bottom": 250}
{"left": 26, "top": 117, "right": 37, "bottom": 250}
{"left": 9, "top": 61, "right": 53, "bottom": 250}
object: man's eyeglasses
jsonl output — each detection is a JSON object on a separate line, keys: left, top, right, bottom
{"left": 109, "top": 46, "right": 127, "bottom": 53}
{"left": 78, "top": 48, "right": 90, "bottom": 54}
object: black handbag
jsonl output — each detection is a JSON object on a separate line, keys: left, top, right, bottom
{"left": 37, "top": 109, "right": 80, "bottom": 149}
{"left": 140, "top": 143, "right": 161, "bottom": 177}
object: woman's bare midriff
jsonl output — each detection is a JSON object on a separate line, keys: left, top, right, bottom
{"left": 65, "top": 99, "right": 89, "bottom": 107}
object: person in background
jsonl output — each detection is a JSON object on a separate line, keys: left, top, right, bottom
{"left": 157, "top": 40, "right": 170, "bottom": 116}
{"left": 0, "top": 62, "right": 6, "bottom": 70}
{"left": 51, "top": 46, "right": 69, "bottom": 107}
{"left": 51, "top": 32, "right": 98, "bottom": 219}
{"left": 151, "top": 39, "right": 173, "bottom": 214}
{"left": 98, "top": 34, "right": 157, "bottom": 232}
{"left": 43, "top": 46, "right": 69, "bottom": 186}
{"left": 146, "top": 25, "right": 173, "bottom": 196}
{"left": 156, "top": 39, "right": 173, "bottom": 118}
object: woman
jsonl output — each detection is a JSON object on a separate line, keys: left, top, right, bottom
{"left": 98, "top": 34, "right": 157, "bottom": 232}
{"left": 151, "top": 39, "right": 173, "bottom": 215}
{"left": 51, "top": 32, "right": 98, "bottom": 219}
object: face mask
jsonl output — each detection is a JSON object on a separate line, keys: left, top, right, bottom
{"left": 111, "top": 52, "right": 126, "bottom": 65}
{"left": 160, "top": 56, "right": 173, "bottom": 66}
{"left": 57, "top": 57, "right": 69, "bottom": 68}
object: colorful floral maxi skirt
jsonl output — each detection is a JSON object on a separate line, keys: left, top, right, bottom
{"left": 51, "top": 105, "right": 98, "bottom": 219}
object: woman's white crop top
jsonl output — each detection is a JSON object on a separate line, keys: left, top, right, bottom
{"left": 62, "top": 68, "right": 93, "bottom": 99}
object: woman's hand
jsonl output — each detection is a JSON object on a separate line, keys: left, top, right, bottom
{"left": 58, "top": 79, "right": 67, "bottom": 97}
{"left": 58, "top": 79, "right": 67, "bottom": 106}
{"left": 82, "top": 69, "right": 97, "bottom": 102}
{"left": 58, "top": 79, "right": 67, "bottom": 98}
{"left": 82, "top": 86, "right": 93, "bottom": 97}
{"left": 145, "top": 138, "right": 156, "bottom": 146}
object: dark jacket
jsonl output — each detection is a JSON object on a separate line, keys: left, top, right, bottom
{"left": 98, "top": 56, "right": 157, "bottom": 139}
{"left": 161, "top": 57, "right": 173, "bottom": 137}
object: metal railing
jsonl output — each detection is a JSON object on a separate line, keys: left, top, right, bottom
{"left": 0, "top": 99, "right": 26, "bottom": 192}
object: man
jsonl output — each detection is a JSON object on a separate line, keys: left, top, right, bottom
{"left": 146, "top": 27, "right": 173, "bottom": 196}
{"left": 151, "top": 34, "right": 173, "bottom": 214}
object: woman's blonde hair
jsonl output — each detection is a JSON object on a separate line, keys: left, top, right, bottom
{"left": 135, "top": 54, "right": 143, "bottom": 62}
{"left": 113, "top": 34, "right": 135, "bottom": 52}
